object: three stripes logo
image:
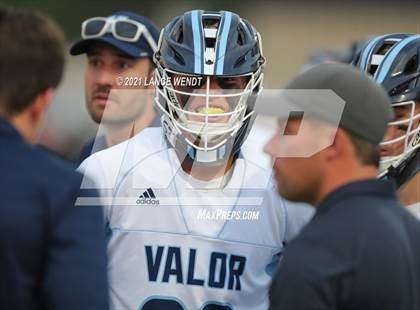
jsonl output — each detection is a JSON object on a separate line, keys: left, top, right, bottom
{"left": 136, "top": 188, "right": 160, "bottom": 205}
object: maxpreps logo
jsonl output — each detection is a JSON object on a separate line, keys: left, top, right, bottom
{"left": 136, "top": 188, "right": 160, "bottom": 205}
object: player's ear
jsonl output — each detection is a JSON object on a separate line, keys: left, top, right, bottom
{"left": 29, "top": 88, "right": 55, "bottom": 123}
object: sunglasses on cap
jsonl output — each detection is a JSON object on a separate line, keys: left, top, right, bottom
{"left": 81, "top": 16, "right": 158, "bottom": 52}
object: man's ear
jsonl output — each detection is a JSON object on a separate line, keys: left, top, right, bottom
{"left": 29, "top": 88, "right": 55, "bottom": 123}
{"left": 325, "top": 128, "right": 349, "bottom": 162}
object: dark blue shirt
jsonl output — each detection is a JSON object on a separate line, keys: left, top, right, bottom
{"left": 270, "top": 179, "right": 420, "bottom": 310}
{"left": 0, "top": 117, "right": 109, "bottom": 310}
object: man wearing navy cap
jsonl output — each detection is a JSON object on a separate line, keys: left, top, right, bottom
{"left": 70, "top": 11, "right": 160, "bottom": 163}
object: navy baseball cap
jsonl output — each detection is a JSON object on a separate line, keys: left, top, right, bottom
{"left": 70, "top": 11, "right": 160, "bottom": 59}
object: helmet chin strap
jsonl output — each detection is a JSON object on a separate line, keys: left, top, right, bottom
{"left": 186, "top": 144, "right": 227, "bottom": 164}
{"left": 177, "top": 132, "right": 238, "bottom": 167}
{"left": 161, "top": 113, "right": 240, "bottom": 166}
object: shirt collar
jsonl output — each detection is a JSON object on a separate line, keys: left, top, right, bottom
{"left": 317, "top": 179, "right": 397, "bottom": 215}
{"left": 0, "top": 116, "right": 22, "bottom": 141}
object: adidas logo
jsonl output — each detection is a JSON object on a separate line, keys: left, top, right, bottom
{"left": 136, "top": 188, "right": 159, "bottom": 205}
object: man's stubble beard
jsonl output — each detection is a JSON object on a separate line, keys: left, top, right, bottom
{"left": 86, "top": 88, "right": 149, "bottom": 126}
{"left": 276, "top": 166, "right": 321, "bottom": 206}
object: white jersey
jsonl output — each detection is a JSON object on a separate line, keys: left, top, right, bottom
{"left": 79, "top": 127, "right": 314, "bottom": 310}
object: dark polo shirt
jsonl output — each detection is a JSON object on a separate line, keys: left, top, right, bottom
{"left": 270, "top": 180, "right": 420, "bottom": 310}
{"left": 0, "top": 117, "right": 109, "bottom": 310}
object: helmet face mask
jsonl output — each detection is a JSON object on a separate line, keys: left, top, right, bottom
{"left": 379, "top": 100, "right": 420, "bottom": 176}
{"left": 155, "top": 64, "right": 262, "bottom": 151}
{"left": 153, "top": 10, "right": 265, "bottom": 165}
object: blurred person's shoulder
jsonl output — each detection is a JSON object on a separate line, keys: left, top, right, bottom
{"left": 0, "top": 135, "right": 85, "bottom": 209}
{"left": 3, "top": 130, "right": 75, "bottom": 175}
{"left": 24, "top": 142, "right": 83, "bottom": 187}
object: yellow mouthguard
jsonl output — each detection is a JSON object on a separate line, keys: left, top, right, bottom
{"left": 197, "top": 107, "right": 225, "bottom": 114}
